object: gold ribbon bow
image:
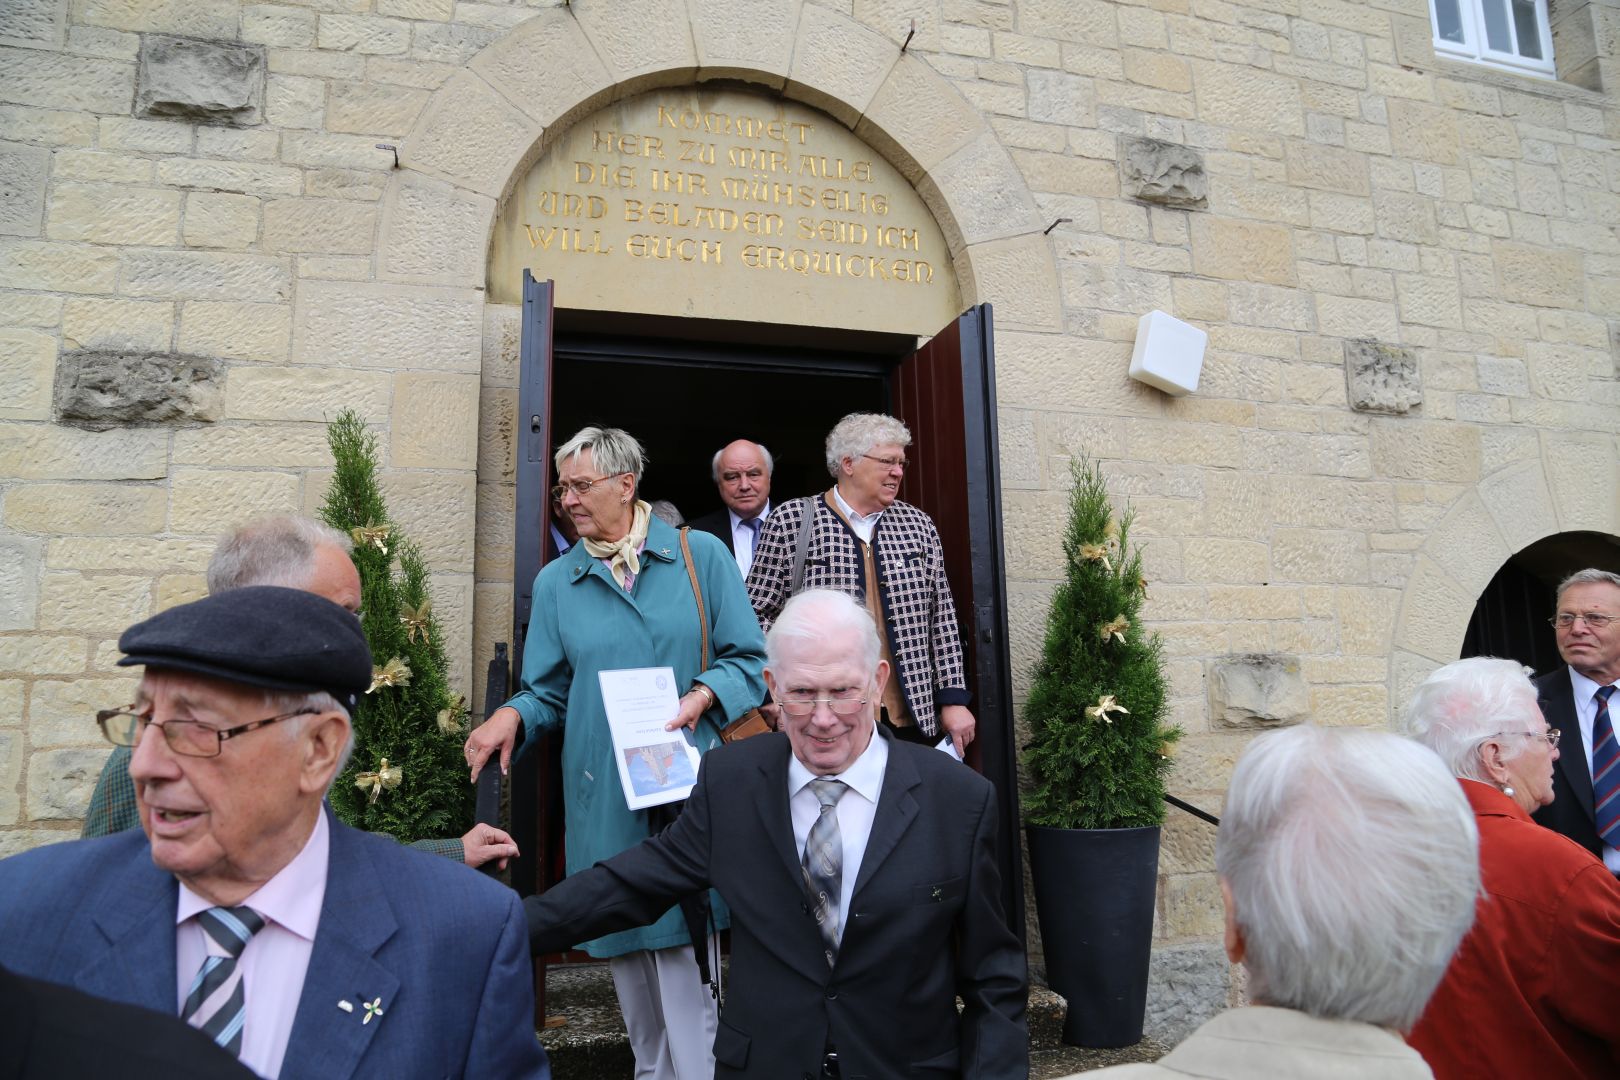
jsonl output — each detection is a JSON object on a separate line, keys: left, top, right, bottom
{"left": 400, "top": 598, "right": 431, "bottom": 645}
{"left": 1104, "top": 517, "right": 1120, "bottom": 541}
{"left": 436, "top": 695, "right": 467, "bottom": 736}
{"left": 350, "top": 524, "right": 391, "bottom": 555}
{"left": 367, "top": 656, "right": 412, "bottom": 694}
{"left": 1077, "top": 542, "right": 1113, "bottom": 572}
{"left": 355, "top": 759, "right": 401, "bottom": 804}
{"left": 1099, "top": 614, "right": 1129, "bottom": 645}
{"left": 1085, "top": 694, "right": 1130, "bottom": 724}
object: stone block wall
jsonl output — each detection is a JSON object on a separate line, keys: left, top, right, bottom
{"left": 2, "top": 0, "right": 1619, "bottom": 1032}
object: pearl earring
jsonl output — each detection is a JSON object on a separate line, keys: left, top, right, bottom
{"left": 1501, "top": 784, "right": 1515, "bottom": 798}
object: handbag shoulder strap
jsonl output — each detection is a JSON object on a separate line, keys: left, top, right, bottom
{"left": 680, "top": 526, "right": 710, "bottom": 670}
{"left": 788, "top": 496, "right": 817, "bottom": 595}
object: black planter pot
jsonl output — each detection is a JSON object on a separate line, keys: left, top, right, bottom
{"left": 1026, "top": 823, "right": 1161, "bottom": 1048}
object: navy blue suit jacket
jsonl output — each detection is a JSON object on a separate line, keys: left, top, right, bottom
{"left": 0, "top": 809, "right": 549, "bottom": 1079}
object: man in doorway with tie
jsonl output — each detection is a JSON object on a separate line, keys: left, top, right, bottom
{"left": 688, "top": 439, "right": 774, "bottom": 578}
{"left": 0, "top": 587, "right": 549, "bottom": 1079}
{"left": 1534, "top": 568, "right": 1620, "bottom": 875}
{"left": 526, "top": 588, "right": 1027, "bottom": 1079}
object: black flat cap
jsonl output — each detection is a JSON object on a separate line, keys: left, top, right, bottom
{"left": 118, "top": 585, "right": 373, "bottom": 710}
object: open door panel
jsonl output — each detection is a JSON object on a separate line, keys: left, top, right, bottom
{"left": 890, "top": 304, "right": 1025, "bottom": 941}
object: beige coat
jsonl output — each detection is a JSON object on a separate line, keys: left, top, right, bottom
{"left": 1064, "top": 1006, "right": 1432, "bottom": 1080}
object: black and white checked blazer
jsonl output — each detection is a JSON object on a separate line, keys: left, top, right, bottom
{"left": 745, "top": 491, "right": 970, "bottom": 737}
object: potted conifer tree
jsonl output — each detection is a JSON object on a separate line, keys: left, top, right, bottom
{"left": 1023, "top": 457, "right": 1180, "bottom": 1048}
{"left": 320, "top": 409, "right": 473, "bottom": 842}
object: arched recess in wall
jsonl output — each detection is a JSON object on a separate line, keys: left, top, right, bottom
{"left": 1389, "top": 443, "right": 1620, "bottom": 710}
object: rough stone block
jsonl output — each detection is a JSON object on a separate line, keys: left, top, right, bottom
{"left": 1544, "top": 432, "right": 1620, "bottom": 534}
{"left": 47, "top": 536, "right": 213, "bottom": 573}
{"left": 0, "top": 635, "right": 84, "bottom": 675}
{"left": 292, "top": 281, "right": 481, "bottom": 371}
{"left": 242, "top": 4, "right": 317, "bottom": 48}
{"left": 1026, "top": 68, "right": 1095, "bottom": 126}
{"left": 1, "top": 293, "right": 61, "bottom": 327}
{"left": 690, "top": 0, "right": 797, "bottom": 85}
{"left": 135, "top": 34, "right": 265, "bottom": 126}
{"left": 183, "top": 191, "right": 260, "bottom": 249}
{"left": 178, "top": 300, "right": 289, "bottom": 362}
{"left": 169, "top": 468, "right": 300, "bottom": 534}
{"left": 1386, "top": 97, "right": 1460, "bottom": 165}
{"left": 0, "top": 422, "right": 166, "bottom": 480}
{"left": 784, "top": 2, "right": 897, "bottom": 125}
{"left": 1272, "top": 528, "right": 1369, "bottom": 584}
{"left": 0, "top": 140, "right": 49, "bottom": 236}
{"left": 572, "top": 0, "right": 696, "bottom": 83}
{"left": 45, "top": 181, "right": 180, "bottom": 245}
{"left": 1477, "top": 459, "right": 1558, "bottom": 556}
{"left": 28, "top": 748, "right": 107, "bottom": 820}
{"left": 226, "top": 366, "right": 393, "bottom": 424}
{"left": 1209, "top": 654, "right": 1308, "bottom": 728}
{"left": 262, "top": 198, "right": 376, "bottom": 254}
{"left": 0, "top": 731, "right": 17, "bottom": 824}
{"left": 920, "top": 131, "right": 1041, "bottom": 252}
{"left": 954, "top": 235, "right": 1061, "bottom": 332}
{"left": 53, "top": 350, "right": 223, "bottom": 430}
{"left": 1394, "top": 557, "right": 1473, "bottom": 661}
{"left": 171, "top": 423, "right": 331, "bottom": 468}
{"left": 1146, "top": 943, "right": 1231, "bottom": 1045}
{"left": 0, "top": 536, "right": 42, "bottom": 631}
{"left": 27, "top": 675, "right": 143, "bottom": 743}
{"left": 1193, "top": 60, "right": 1303, "bottom": 137}
{"left": 5, "top": 483, "right": 167, "bottom": 535}
{"left": 1492, "top": 241, "right": 1584, "bottom": 310}
{"left": 0, "top": 239, "right": 120, "bottom": 294}
{"left": 469, "top": 10, "right": 615, "bottom": 131}
{"left": 157, "top": 158, "right": 301, "bottom": 197}
{"left": 401, "top": 70, "right": 541, "bottom": 197}
{"left": 1190, "top": 217, "right": 1295, "bottom": 286}
{"left": 0, "top": 326, "right": 56, "bottom": 420}
{"left": 392, "top": 373, "right": 479, "bottom": 469}
{"left": 0, "top": 47, "right": 135, "bottom": 113}
{"left": 857, "top": 54, "right": 985, "bottom": 183}
{"left": 381, "top": 470, "right": 476, "bottom": 575}
{"left": 1344, "top": 339, "right": 1421, "bottom": 414}
{"left": 61, "top": 298, "right": 173, "bottom": 352}
{"left": 379, "top": 172, "right": 494, "bottom": 287}
{"left": 264, "top": 73, "right": 324, "bottom": 131}
{"left": 1369, "top": 420, "right": 1480, "bottom": 483}
{"left": 123, "top": 250, "right": 291, "bottom": 302}
{"left": 316, "top": 14, "right": 411, "bottom": 55}
{"left": 326, "top": 80, "right": 429, "bottom": 136}
{"left": 1316, "top": 295, "right": 1397, "bottom": 341}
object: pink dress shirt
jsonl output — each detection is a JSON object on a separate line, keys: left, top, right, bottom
{"left": 175, "top": 810, "right": 330, "bottom": 1079}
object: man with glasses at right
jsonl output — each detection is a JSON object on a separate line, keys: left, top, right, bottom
{"left": 746, "top": 413, "right": 977, "bottom": 758}
{"left": 1534, "top": 568, "right": 1620, "bottom": 874}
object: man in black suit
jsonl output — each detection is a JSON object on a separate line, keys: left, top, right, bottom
{"left": 527, "top": 589, "right": 1028, "bottom": 1079}
{"left": 1532, "top": 568, "right": 1620, "bottom": 874}
{"left": 687, "top": 439, "right": 773, "bottom": 578}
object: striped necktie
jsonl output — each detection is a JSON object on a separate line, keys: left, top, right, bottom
{"left": 1592, "top": 686, "right": 1618, "bottom": 845}
{"left": 801, "top": 778, "right": 847, "bottom": 967}
{"left": 181, "top": 905, "right": 265, "bottom": 1057}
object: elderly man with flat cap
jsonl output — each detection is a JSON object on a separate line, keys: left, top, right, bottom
{"left": 0, "top": 587, "right": 549, "bottom": 1080}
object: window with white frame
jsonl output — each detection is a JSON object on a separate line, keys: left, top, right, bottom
{"left": 1430, "top": 0, "right": 1556, "bottom": 78}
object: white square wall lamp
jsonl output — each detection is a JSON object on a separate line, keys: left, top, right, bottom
{"left": 1128, "top": 309, "right": 1207, "bottom": 396}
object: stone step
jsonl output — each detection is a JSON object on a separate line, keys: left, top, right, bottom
{"left": 538, "top": 963, "right": 1165, "bottom": 1078}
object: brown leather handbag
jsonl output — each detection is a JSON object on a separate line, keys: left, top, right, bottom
{"left": 680, "top": 527, "right": 772, "bottom": 742}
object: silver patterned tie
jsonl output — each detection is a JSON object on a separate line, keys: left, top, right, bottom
{"left": 801, "top": 778, "right": 848, "bottom": 967}
{"left": 181, "top": 905, "right": 265, "bottom": 1057}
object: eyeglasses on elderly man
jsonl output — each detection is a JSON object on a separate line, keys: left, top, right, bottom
{"left": 97, "top": 706, "right": 322, "bottom": 758}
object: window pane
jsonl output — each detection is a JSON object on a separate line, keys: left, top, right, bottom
{"left": 1433, "top": 0, "right": 1466, "bottom": 43}
{"left": 1481, "top": 0, "right": 1512, "bottom": 52}
{"left": 1511, "top": 0, "right": 1542, "bottom": 59}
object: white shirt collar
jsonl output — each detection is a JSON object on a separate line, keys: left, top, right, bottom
{"left": 831, "top": 485, "right": 882, "bottom": 526}
{"left": 175, "top": 807, "right": 329, "bottom": 942}
{"left": 728, "top": 501, "right": 771, "bottom": 530}
{"left": 786, "top": 721, "right": 889, "bottom": 805}
{"left": 1569, "top": 665, "right": 1614, "bottom": 707}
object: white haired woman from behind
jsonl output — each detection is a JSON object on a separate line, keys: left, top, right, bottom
{"left": 1064, "top": 724, "right": 1479, "bottom": 1078}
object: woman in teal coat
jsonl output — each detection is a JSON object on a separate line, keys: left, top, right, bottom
{"left": 468, "top": 426, "right": 765, "bottom": 1080}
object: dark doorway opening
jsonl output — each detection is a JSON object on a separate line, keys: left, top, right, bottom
{"left": 1461, "top": 530, "right": 1620, "bottom": 675}
{"left": 551, "top": 338, "right": 890, "bottom": 518}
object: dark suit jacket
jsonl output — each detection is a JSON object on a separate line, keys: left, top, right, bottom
{"left": 688, "top": 507, "right": 737, "bottom": 555}
{"left": 528, "top": 730, "right": 1028, "bottom": 1080}
{"left": 0, "top": 809, "right": 549, "bottom": 1079}
{"left": 1533, "top": 667, "right": 1603, "bottom": 860}
{"left": 0, "top": 963, "right": 254, "bottom": 1080}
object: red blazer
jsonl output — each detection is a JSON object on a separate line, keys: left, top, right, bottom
{"left": 1409, "top": 780, "right": 1620, "bottom": 1079}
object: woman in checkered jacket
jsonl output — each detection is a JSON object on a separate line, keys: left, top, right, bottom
{"left": 744, "top": 412, "right": 976, "bottom": 756}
